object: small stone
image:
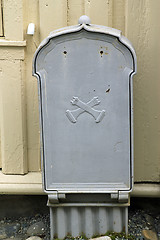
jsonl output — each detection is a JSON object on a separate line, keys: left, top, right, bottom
{"left": 5, "top": 223, "right": 21, "bottom": 237}
{"left": 27, "top": 221, "right": 45, "bottom": 237}
{"left": 90, "top": 236, "right": 111, "bottom": 240}
{"left": 142, "top": 229, "right": 158, "bottom": 240}
{"left": 0, "top": 233, "right": 7, "bottom": 239}
{"left": 26, "top": 237, "right": 42, "bottom": 240}
{"left": 144, "top": 214, "right": 155, "bottom": 230}
{"left": 0, "top": 226, "right": 7, "bottom": 239}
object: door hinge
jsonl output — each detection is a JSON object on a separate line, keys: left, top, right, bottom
{"left": 48, "top": 192, "right": 66, "bottom": 204}
{"left": 111, "top": 192, "right": 129, "bottom": 203}
{"left": 118, "top": 191, "right": 129, "bottom": 203}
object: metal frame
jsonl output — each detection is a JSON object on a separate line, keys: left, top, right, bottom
{"left": 33, "top": 21, "right": 137, "bottom": 197}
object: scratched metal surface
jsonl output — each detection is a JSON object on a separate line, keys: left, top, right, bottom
{"left": 34, "top": 29, "right": 135, "bottom": 193}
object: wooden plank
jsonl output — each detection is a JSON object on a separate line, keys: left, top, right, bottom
{"left": 0, "top": 130, "right": 1, "bottom": 169}
{"left": 67, "top": 0, "right": 84, "bottom": 26}
{"left": 0, "top": 0, "right": 3, "bottom": 36}
{"left": 0, "top": 172, "right": 43, "bottom": 195}
{"left": 39, "top": 0, "right": 67, "bottom": 41}
{"left": 23, "top": 0, "right": 41, "bottom": 171}
{"left": 0, "top": 77, "right": 1, "bottom": 168}
{"left": 112, "top": 0, "right": 125, "bottom": 34}
{"left": 0, "top": 60, "right": 27, "bottom": 174}
{"left": 0, "top": 171, "right": 42, "bottom": 184}
{"left": 0, "top": 40, "right": 26, "bottom": 46}
{"left": 125, "top": 0, "right": 160, "bottom": 182}
{"left": 0, "top": 184, "right": 44, "bottom": 195}
{"left": 84, "top": 0, "right": 112, "bottom": 27}
{"left": 0, "top": 47, "right": 25, "bottom": 60}
{"left": 3, "top": 0, "right": 23, "bottom": 40}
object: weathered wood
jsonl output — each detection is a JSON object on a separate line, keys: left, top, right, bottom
{"left": 23, "top": 0, "right": 41, "bottom": 171}
{"left": 39, "top": 0, "right": 67, "bottom": 41}
{"left": 0, "top": 60, "right": 27, "bottom": 174}
{"left": 84, "top": 0, "right": 112, "bottom": 26}
{"left": 3, "top": 0, "right": 23, "bottom": 40}
{"left": 0, "top": 0, "right": 159, "bottom": 183}
{"left": 67, "top": 0, "right": 84, "bottom": 26}
{"left": 0, "top": 0, "right": 4, "bottom": 36}
{"left": 112, "top": 0, "right": 125, "bottom": 34}
{"left": 125, "top": 0, "right": 160, "bottom": 181}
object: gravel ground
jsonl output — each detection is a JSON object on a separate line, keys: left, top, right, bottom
{"left": 0, "top": 197, "right": 159, "bottom": 240}
{"left": 0, "top": 214, "right": 50, "bottom": 240}
{"left": 129, "top": 209, "right": 160, "bottom": 239}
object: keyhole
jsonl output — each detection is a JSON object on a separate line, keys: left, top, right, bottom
{"left": 100, "top": 50, "right": 103, "bottom": 57}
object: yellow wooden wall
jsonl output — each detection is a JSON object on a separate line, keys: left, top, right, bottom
{"left": 0, "top": 0, "right": 159, "bottom": 188}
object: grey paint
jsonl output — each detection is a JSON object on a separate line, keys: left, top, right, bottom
{"left": 33, "top": 16, "right": 137, "bottom": 238}
{"left": 48, "top": 203, "right": 128, "bottom": 239}
{"left": 33, "top": 29, "right": 136, "bottom": 194}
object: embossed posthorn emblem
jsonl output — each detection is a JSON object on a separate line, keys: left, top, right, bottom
{"left": 66, "top": 97, "right": 105, "bottom": 123}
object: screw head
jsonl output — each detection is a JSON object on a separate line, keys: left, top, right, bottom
{"left": 78, "top": 15, "right": 91, "bottom": 25}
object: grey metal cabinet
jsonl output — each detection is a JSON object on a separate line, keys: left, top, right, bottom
{"left": 33, "top": 16, "right": 137, "bottom": 239}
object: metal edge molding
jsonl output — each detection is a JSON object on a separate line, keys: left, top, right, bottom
{"left": 32, "top": 22, "right": 137, "bottom": 76}
{"left": 32, "top": 17, "right": 137, "bottom": 196}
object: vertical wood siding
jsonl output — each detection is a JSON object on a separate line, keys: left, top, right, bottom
{"left": 125, "top": 0, "right": 160, "bottom": 181}
{"left": 0, "top": 0, "right": 4, "bottom": 36}
{"left": 0, "top": 0, "right": 27, "bottom": 174}
{"left": 0, "top": 0, "right": 159, "bottom": 182}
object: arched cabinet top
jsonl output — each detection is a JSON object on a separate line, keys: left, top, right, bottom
{"left": 33, "top": 19, "right": 137, "bottom": 77}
